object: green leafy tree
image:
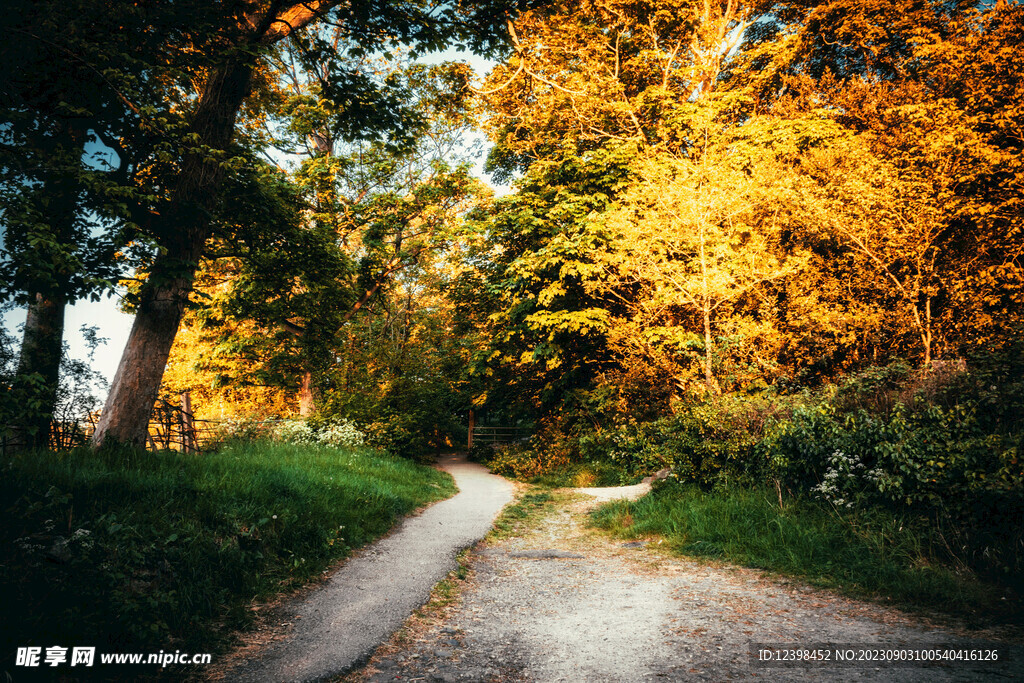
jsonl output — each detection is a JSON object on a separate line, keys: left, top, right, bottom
{"left": 0, "top": 0, "right": 162, "bottom": 447}
{"left": 166, "top": 56, "right": 488, "bottom": 420}
{"left": 91, "top": 0, "right": 524, "bottom": 448}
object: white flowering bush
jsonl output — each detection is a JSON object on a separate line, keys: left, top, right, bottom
{"left": 275, "top": 419, "right": 365, "bottom": 448}
{"left": 812, "top": 449, "right": 867, "bottom": 508}
{"left": 316, "top": 419, "right": 365, "bottom": 447}
{"left": 275, "top": 419, "right": 318, "bottom": 445}
{"left": 213, "top": 416, "right": 276, "bottom": 443}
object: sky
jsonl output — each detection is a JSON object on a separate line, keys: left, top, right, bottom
{"left": 3, "top": 48, "right": 503, "bottom": 397}
{"left": 3, "top": 297, "right": 134, "bottom": 386}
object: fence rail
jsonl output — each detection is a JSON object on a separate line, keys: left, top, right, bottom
{"left": 1, "top": 392, "right": 286, "bottom": 456}
{"left": 4, "top": 394, "right": 531, "bottom": 456}
{"left": 469, "top": 425, "right": 531, "bottom": 447}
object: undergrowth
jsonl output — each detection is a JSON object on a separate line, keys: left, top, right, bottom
{"left": 482, "top": 354, "right": 1024, "bottom": 593}
{"left": 0, "top": 441, "right": 455, "bottom": 663}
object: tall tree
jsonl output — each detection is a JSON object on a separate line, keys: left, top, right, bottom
{"left": 92, "top": 0, "right": 521, "bottom": 448}
{"left": 165, "top": 56, "right": 487, "bottom": 418}
{"left": 467, "top": 0, "right": 779, "bottom": 413}
{"left": 605, "top": 116, "right": 809, "bottom": 394}
{"left": 0, "top": 0, "right": 151, "bottom": 447}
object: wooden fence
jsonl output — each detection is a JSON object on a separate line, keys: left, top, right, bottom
{"left": 1, "top": 392, "right": 269, "bottom": 455}
{"left": 468, "top": 425, "right": 532, "bottom": 448}
{"left": 139, "top": 394, "right": 280, "bottom": 453}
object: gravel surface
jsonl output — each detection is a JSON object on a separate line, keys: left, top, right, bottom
{"left": 569, "top": 482, "right": 651, "bottom": 502}
{"left": 221, "top": 454, "right": 513, "bottom": 682}
{"left": 352, "top": 494, "right": 1024, "bottom": 683}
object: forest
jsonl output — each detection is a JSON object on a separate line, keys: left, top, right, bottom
{"left": 1, "top": 0, "right": 1022, "bottom": 661}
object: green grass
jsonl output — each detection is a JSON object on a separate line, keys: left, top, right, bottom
{"left": 1, "top": 441, "right": 456, "bottom": 656}
{"left": 528, "top": 461, "right": 632, "bottom": 488}
{"left": 488, "top": 490, "right": 558, "bottom": 540}
{"left": 591, "top": 483, "right": 1016, "bottom": 619}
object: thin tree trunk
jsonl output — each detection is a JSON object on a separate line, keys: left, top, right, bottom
{"left": 299, "top": 371, "right": 315, "bottom": 417}
{"left": 923, "top": 297, "right": 932, "bottom": 366}
{"left": 9, "top": 122, "right": 82, "bottom": 451}
{"left": 909, "top": 298, "right": 932, "bottom": 368}
{"left": 702, "top": 300, "right": 720, "bottom": 396}
{"left": 11, "top": 292, "right": 66, "bottom": 449}
{"left": 93, "top": 58, "right": 256, "bottom": 449}
{"left": 698, "top": 222, "right": 720, "bottom": 396}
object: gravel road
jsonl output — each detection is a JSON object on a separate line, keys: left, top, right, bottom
{"left": 222, "top": 454, "right": 513, "bottom": 682}
{"left": 352, "top": 492, "right": 1023, "bottom": 683}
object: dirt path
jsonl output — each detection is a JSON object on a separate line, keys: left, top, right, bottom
{"left": 350, "top": 490, "right": 1023, "bottom": 682}
{"left": 221, "top": 454, "right": 513, "bottom": 682}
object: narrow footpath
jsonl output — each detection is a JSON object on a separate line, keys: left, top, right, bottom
{"left": 223, "top": 454, "right": 513, "bottom": 683}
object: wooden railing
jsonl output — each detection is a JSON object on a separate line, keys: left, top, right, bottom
{"left": 1, "top": 392, "right": 270, "bottom": 455}
{"left": 468, "top": 425, "right": 531, "bottom": 448}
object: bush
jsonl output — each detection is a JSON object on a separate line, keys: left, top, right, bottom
{"left": 762, "top": 361, "right": 1024, "bottom": 581}
{"left": 311, "top": 417, "right": 366, "bottom": 447}
{"left": 478, "top": 394, "right": 793, "bottom": 487}
{"left": 209, "top": 416, "right": 278, "bottom": 445}
{"left": 363, "top": 414, "right": 442, "bottom": 461}
{"left": 275, "top": 418, "right": 366, "bottom": 448}
{"left": 766, "top": 396, "right": 1022, "bottom": 512}
{"left": 483, "top": 442, "right": 574, "bottom": 482}
{"left": 318, "top": 378, "right": 467, "bottom": 461}
{"left": 566, "top": 395, "right": 788, "bottom": 488}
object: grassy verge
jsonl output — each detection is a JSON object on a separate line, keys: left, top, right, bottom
{"left": 1, "top": 441, "right": 456, "bottom": 658}
{"left": 487, "top": 489, "right": 558, "bottom": 541}
{"left": 590, "top": 483, "right": 1017, "bottom": 619}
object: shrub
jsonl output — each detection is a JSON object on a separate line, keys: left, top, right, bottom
{"left": 480, "top": 394, "right": 794, "bottom": 487}
{"left": 275, "top": 418, "right": 366, "bottom": 448}
{"left": 311, "top": 418, "right": 366, "bottom": 447}
{"left": 210, "top": 416, "right": 278, "bottom": 444}
{"left": 274, "top": 419, "right": 318, "bottom": 444}
{"left": 364, "top": 415, "right": 432, "bottom": 461}
{"left": 484, "top": 442, "right": 574, "bottom": 482}
{"left": 761, "top": 365, "right": 1024, "bottom": 581}
{"left": 766, "top": 398, "right": 1022, "bottom": 515}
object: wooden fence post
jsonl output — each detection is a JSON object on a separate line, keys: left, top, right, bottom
{"left": 181, "top": 392, "right": 195, "bottom": 453}
{"left": 467, "top": 409, "right": 475, "bottom": 450}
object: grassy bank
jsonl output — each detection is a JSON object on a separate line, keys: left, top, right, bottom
{"left": 1, "top": 441, "right": 455, "bottom": 658}
{"left": 591, "top": 483, "right": 1018, "bottom": 620}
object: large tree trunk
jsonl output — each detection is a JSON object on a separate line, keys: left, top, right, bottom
{"left": 93, "top": 59, "right": 256, "bottom": 449}
{"left": 92, "top": 271, "right": 199, "bottom": 448}
{"left": 90, "top": 2, "right": 354, "bottom": 449}
{"left": 10, "top": 292, "right": 67, "bottom": 449}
